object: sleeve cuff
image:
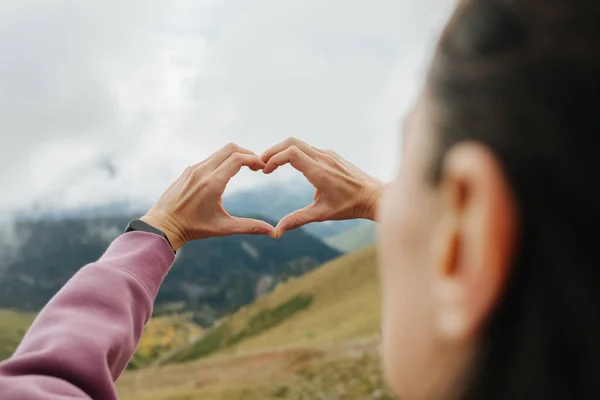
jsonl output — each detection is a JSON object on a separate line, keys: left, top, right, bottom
{"left": 96, "top": 231, "right": 176, "bottom": 300}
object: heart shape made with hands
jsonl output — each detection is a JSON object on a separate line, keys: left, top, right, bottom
{"left": 247, "top": 137, "right": 380, "bottom": 236}
{"left": 142, "top": 138, "right": 382, "bottom": 250}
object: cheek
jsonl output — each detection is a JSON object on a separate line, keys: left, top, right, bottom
{"left": 377, "top": 174, "right": 439, "bottom": 398}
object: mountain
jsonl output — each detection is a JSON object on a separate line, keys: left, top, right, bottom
{"left": 223, "top": 181, "right": 367, "bottom": 238}
{"left": 325, "top": 222, "right": 377, "bottom": 253}
{"left": 0, "top": 214, "right": 340, "bottom": 325}
{"left": 16, "top": 181, "right": 366, "bottom": 239}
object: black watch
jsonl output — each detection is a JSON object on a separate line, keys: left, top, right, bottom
{"left": 124, "top": 219, "right": 176, "bottom": 254}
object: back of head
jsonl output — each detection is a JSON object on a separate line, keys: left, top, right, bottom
{"left": 428, "top": 0, "right": 600, "bottom": 398}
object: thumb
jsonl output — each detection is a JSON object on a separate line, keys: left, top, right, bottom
{"left": 226, "top": 217, "right": 276, "bottom": 237}
{"left": 275, "top": 204, "right": 324, "bottom": 238}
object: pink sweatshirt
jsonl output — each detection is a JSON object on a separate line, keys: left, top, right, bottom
{"left": 0, "top": 231, "right": 175, "bottom": 399}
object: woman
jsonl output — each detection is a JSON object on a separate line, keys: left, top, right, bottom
{"left": 2, "top": 0, "right": 600, "bottom": 398}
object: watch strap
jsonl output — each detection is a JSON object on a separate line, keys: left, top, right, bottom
{"left": 124, "top": 219, "right": 176, "bottom": 254}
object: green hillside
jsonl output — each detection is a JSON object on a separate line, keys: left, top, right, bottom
{"left": 161, "top": 245, "right": 380, "bottom": 363}
{"left": 325, "top": 222, "right": 377, "bottom": 253}
{"left": 0, "top": 309, "right": 35, "bottom": 360}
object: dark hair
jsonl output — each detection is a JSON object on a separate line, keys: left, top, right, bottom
{"left": 428, "top": 0, "right": 600, "bottom": 399}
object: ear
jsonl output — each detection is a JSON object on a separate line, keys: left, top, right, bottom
{"left": 432, "top": 142, "right": 518, "bottom": 342}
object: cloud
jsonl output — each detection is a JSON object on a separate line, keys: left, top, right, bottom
{"left": 0, "top": 0, "right": 452, "bottom": 216}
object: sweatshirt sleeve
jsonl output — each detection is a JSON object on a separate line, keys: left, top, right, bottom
{"left": 0, "top": 231, "right": 175, "bottom": 400}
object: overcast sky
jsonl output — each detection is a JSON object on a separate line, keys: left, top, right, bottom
{"left": 0, "top": 0, "right": 453, "bottom": 216}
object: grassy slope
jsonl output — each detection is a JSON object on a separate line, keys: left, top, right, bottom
{"left": 165, "top": 245, "right": 381, "bottom": 362}
{"left": 227, "top": 245, "right": 381, "bottom": 351}
{"left": 325, "top": 223, "right": 377, "bottom": 253}
{"left": 0, "top": 309, "right": 36, "bottom": 360}
{"left": 117, "top": 245, "right": 390, "bottom": 399}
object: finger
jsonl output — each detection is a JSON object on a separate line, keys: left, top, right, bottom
{"left": 261, "top": 137, "right": 320, "bottom": 163}
{"left": 313, "top": 147, "right": 356, "bottom": 171}
{"left": 263, "top": 145, "right": 322, "bottom": 177}
{"left": 224, "top": 217, "right": 276, "bottom": 237}
{"left": 204, "top": 143, "right": 256, "bottom": 170}
{"left": 213, "top": 153, "right": 266, "bottom": 186}
{"left": 275, "top": 204, "right": 325, "bottom": 237}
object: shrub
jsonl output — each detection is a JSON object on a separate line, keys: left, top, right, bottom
{"left": 227, "top": 294, "right": 314, "bottom": 346}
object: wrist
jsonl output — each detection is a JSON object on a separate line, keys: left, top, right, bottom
{"left": 361, "top": 180, "right": 384, "bottom": 221}
{"left": 140, "top": 214, "right": 185, "bottom": 251}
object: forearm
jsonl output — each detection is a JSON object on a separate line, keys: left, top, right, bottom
{"left": 0, "top": 231, "right": 174, "bottom": 399}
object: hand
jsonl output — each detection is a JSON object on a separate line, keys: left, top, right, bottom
{"left": 261, "top": 138, "right": 384, "bottom": 237}
{"left": 141, "top": 143, "right": 276, "bottom": 250}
